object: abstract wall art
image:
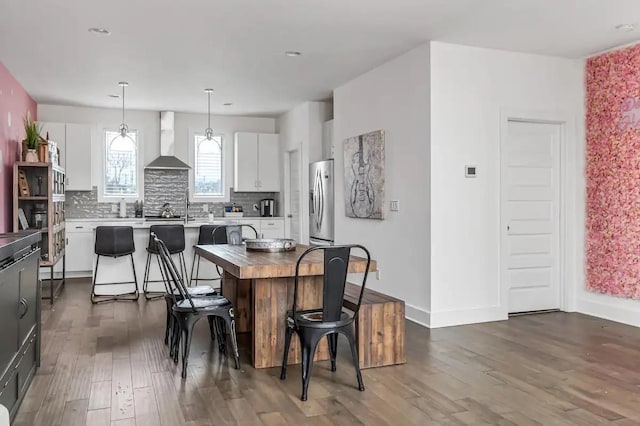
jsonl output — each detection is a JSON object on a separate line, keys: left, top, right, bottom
{"left": 343, "top": 129, "right": 385, "bottom": 219}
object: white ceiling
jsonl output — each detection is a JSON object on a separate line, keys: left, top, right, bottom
{"left": 2, "top": 0, "right": 640, "bottom": 117}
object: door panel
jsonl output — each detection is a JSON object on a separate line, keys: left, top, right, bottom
{"left": 257, "top": 134, "right": 280, "bottom": 191}
{"left": 234, "top": 132, "right": 258, "bottom": 192}
{"left": 504, "top": 120, "right": 561, "bottom": 313}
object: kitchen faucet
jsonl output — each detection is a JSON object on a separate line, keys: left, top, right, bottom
{"left": 185, "top": 188, "right": 190, "bottom": 224}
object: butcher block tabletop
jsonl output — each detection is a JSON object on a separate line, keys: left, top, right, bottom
{"left": 195, "top": 244, "right": 376, "bottom": 279}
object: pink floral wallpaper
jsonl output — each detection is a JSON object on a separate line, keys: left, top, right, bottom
{"left": 586, "top": 44, "right": 640, "bottom": 299}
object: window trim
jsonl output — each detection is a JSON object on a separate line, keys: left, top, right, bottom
{"left": 98, "top": 128, "right": 144, "bottom": 202}
{"left": 188, "top": 129, "right": 229, "bottom": 202}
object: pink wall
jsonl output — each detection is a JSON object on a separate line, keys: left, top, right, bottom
{"left": 0, "top": 63, "right": 37, "bottom": 233}
{"left": 586, "top": 44, "right": 640, "bottom": 299}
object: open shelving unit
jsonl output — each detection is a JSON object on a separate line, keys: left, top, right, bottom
{"left": 13, "top": 161, "right": 66, "bottom": 304}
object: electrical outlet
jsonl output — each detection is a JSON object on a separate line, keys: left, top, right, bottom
{"left": 111, "top": 204, "right": 118, "bottom": 213}
{"left": 202, "top": 204, "right": 209, "bottom": 212}
{"left": 390, "top": 200, "right": 400, "bottom": 212}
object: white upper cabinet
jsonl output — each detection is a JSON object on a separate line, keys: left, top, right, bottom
{"left": 65, "top": 124, "right": 92, "bottom": 191}
{"left": 38, "top": 122, "right": 93, "bottom": 191}
{"left": 234, "top": 132, "right": 280, "bottom": 192}
{"left": 257, "top": 133, "right": 280, "bottom": 192}
{"left": 234, "top": 132, "right": 259, "bottom": 192}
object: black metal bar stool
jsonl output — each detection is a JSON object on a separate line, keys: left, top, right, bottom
{"left": 189, "top": 225, "right": 220, "bottom": 288}
{"left": 143, "top": 224, "right": 187, "bottom": 300}
{"left": 91, "top": 226, "right": 139, "bottom": 304}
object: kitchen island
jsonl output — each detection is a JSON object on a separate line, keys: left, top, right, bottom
{"left": 195, "top": 243, "right": 376, "bottom": 369}
{"left": 47, "top": 218, "right": 285, "bottom": 294}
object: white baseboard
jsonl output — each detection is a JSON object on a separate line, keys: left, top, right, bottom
{"left": 405, "top": 303, "right": 430, "bottom": 327}
{"left": 429, "top": 305, "right": 507, "bottom": 328}
{"left": 577, "top": 296, "right": 640, "bottom": 327}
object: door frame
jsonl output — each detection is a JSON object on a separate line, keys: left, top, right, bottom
{"left": 500, "top": 109, "right": 576, "bottom": 316}
{"left": 283, "top": 146, "right": 302, "bottom": 241}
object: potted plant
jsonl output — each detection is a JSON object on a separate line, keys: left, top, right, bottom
{"left": 22, "top": 116, "right": 42, "bottom": 162}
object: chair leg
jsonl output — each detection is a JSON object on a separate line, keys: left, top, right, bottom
{"left": 171, "top": 317, "right": 180, "bottom": 363}
{"left": 280, "top": 326, "right": 294, "bottom": 380}
{"left": 207, "top": 316, "right": 217, "bottom": 341}
{"left": 142, "top": 252, "right": 151, "bottom": 299}
{"left": 220, "top": 311, "right": 240, "bottom": 369}
{"left": 300, "top": 332, "right": 322, "bottom": 401}
{"left": 344, "top": 327, "right": 365, "bottom": 392}
{"left": 189, "top": 252, "right": 197, "bottom": 286}
{"left": 90, "top": 255, "right": 101, "bottom": 304}
{"left": 195, "top": 257, "right": 202, "bottom": 286}
{"left": 130, "top": 254, "right": 139, "bottom": 301}
{"left": 215, "top": 316, "right": 227, "bottom": 355}
{"left": 180, "top": 315, "right": 198, "bottom": 379}
{"left": 328, "top": 333, "right": 338, "bottom": 372}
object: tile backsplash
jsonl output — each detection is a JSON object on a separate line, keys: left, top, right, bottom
{"left": 66, "top": 169, "right": 278, "bottom": 219}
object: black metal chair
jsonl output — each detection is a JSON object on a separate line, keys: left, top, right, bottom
{"left": 189, "top": 225, "right": 221, "bottom": 288}
{"left": 153, "top": 233, "right": 241, "bottom": 378}
{"left": 279, "top": 244, "right": 371, "bottom": 401}
{"left": 143, "top": 224, "right": 187, "bottom": 300}
{"left": 212, "top": 224, "right": 258, "bottom": 245}
{"left": 91, "top": 226, "right": 139, "bottom": 304}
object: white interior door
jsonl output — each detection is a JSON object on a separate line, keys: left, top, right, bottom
{"left": 287, "top": 149, "right": 302, "bottom": 242}
{"left": 503, "top": 120, "right": 561, "bottom": 313}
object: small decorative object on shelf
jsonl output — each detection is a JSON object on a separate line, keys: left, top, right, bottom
{"left": 22, "top": 116, "right": 42, "bottom": 163}
{"left": 18, "top": 170, "right": 30, "bottom": 196}
{"left": 17, "top": 208, "right": 29, "bottom": 230}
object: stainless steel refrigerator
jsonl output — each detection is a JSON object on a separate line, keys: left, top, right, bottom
{"left": 309, "top": 159, "right": 334, "bottom": 245}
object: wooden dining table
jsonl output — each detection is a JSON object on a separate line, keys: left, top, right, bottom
{"left": 194, "top": 244, "right": 376, "bottom": 369}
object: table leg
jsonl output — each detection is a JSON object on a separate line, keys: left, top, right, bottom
{"left": 222, "top": 272, "right": 252, "bottom": 333}
{"left": 252, "top": 275, "right": 329, "bottom": 369}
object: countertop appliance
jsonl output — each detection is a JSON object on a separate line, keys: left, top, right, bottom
{"left": 309, "top": 159, "right": 334, "bottom": 245}
{"left": 260, "top": 198, "right": 275, "bottom": 217}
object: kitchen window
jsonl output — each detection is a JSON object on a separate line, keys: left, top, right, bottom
{"left": 104, "top": 130, "right": 138, "bottom": 197}
{"left": 193, "top": 133, "right": 224, "bottom": 197}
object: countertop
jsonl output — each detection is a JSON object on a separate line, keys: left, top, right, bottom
{"left": 65, "top": 217, "right": 284, "bottom": 230}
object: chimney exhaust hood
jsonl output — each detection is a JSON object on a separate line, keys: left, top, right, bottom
{"left": 145, "top": 111, "right": 191, "bottom": 170}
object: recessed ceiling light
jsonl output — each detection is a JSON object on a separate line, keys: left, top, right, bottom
{"left": 223, "top": 103, "right": 233, "bottom": 106}
{"left": 108, "top": 94, "right": 119, "bottom": 98}
{"left": 615, "top": 23, "right": 635, "bottom": 32}
{"left": 285, "top": 51, "right": 301, "bottom": 57}
{"left": 88, "top": 27, "right": 111, "bottom": 36}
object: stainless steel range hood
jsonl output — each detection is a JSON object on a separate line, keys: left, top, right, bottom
{"left": 145, "top": 111, "right": 191, "bottom": 170}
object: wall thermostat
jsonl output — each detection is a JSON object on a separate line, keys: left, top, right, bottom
{"left": 465, "top": 165, "right": 477, "bottom": 178}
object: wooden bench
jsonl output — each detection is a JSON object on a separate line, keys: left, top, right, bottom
{"left": 343, "top": 282, "right": 406, "bottom": 369}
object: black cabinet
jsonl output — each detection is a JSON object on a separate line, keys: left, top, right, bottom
{"left": 0, "top": 231, "right": 41, "bottom": 422}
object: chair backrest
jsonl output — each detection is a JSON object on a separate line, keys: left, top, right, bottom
{"left": 212, "top": 224, "right": 258, "bottom": 245}
{"left": 197, "top": 225, "right": 218, "bottom": 245}
{"left": 152, "top": 232, "right": 196, "bottom": 311}
{"left": 292, "top": 244, "right": 371, "bottom": 325}
{"left": 95, "top": 226, "right": 135, "bottom": 256}
{"left": 148, "top": 224, "right": 185, "bottom": 254}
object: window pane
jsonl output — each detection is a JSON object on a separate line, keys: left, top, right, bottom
{"left": 194, "top": 134, "right": 223, "bottom": 196}
{"left": 105, "top": 130, "right": 137, "bottom": 196}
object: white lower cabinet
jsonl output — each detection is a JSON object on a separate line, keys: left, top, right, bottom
{"left": 66, "top": 225, "right": 94, "bottom": 273}
{"left": 260, "top": 220, "right": 284, "bottom": 239}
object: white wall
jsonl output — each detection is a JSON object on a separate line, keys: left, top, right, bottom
{"left": 37, "top": 104, "right": 275, "bottom": 200}
{"left": 276, "top": 101, "right": 332, "bottom": 244}
{"left": 333, "top": 44, "right": 431, "bottom": 325}
{"left": 429, "top": 42, "right": 583, "bottom": 327}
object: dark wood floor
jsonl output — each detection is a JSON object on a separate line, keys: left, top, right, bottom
{"left": 13, "top": 279, "right": 640, "bottom": 425}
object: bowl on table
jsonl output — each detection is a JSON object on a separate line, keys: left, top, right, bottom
{"left": 244, "top": 238, "right": 296, "bottom": 252}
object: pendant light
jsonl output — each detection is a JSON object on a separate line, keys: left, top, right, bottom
{"left": 204, "top": 88, "right": 214, "bottom": 140}
{"left": 112, "top": 81, "right": 134, "bottom": 143}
